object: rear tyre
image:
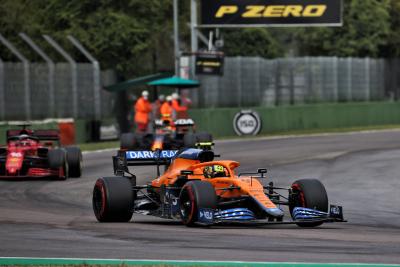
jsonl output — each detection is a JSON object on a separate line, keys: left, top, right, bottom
{"left": 120, "top": 133, "right": 137, "bottom": 150}
{"left": 289, "top": 179, "right": 328, "bottom": 227}
{"left": 92, "top": 177, "right": 134, "bottom": 222}
{"left": 48, "top": 149, "right": 68, "bottom": 180}
{"left": 196, "top": 132, "right": 213, "bottom": 143}
{"left": 179, "top": 180, "right": 217, "bottom": 226}
{"left": 183, "top": 133, "right": 197, "bottom": 148}
{"left": 65, "top": 146, "right": 82, "bottom": 178}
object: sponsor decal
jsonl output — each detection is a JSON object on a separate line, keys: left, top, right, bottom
{"left": 233, "top": 110, "right": 262, "bottom": 136}
{"left": 201, "top": 0, "right": 342, "bottom": 27}
{"left": 329, "top": 205, "right": 344, "bottom": 220}
{"left": 125, "top": 150, "right": 178, "bottom": 160}
{"left": 199, "top": 208, "right": 214, "bottom": 223}
{"left": 174, "top": 119, "right": 195, "bottom": 125}
{"left": 9, "top": 152, "right": 23, "bottom": 158}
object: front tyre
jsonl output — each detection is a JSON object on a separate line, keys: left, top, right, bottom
{"left": 48, "top": 148, "right": 68, "bottom": 180}
{"left": 92, "top": 177, "right": 134, "bottom": 222}
{"left": 289, "top": 179, "right": 328, "bottom": 227}
{"left": 65, "top": 146, "right": 82, "bottom": 178}
{"left": 179, "top": 180, "right": 217, "bottom": 226}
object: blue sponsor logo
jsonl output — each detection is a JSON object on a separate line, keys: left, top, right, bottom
{"left": 126, "top": 150, "right": 178, "bottom": 160}
{"left": 198, "top": 208, "right": 214, "bottom": 224}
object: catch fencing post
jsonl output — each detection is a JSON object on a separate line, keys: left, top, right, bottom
{"left": 289, "top": 60, "right": 295, "bottom": 105}
{"left": 190, "top": 0, "right": 198, "bottom": 78}
{"left": 0, "top": 57, "right": 4, "bottom": 120}
{"left": 333, "top": 56, "right": 338, "bottom": 102}
{"left": 347, "top": 57, "right": 352, "bottom": 101}
{"left": 275, "top": 59, "right": 281, "bottom": 106}
{"left": 365, "top": 57, "right": 370, "bottom": 101}
{"left": 19, "top": 33, "right": 55, "bottom": 118}
{"left": 237, "top": 56, "right": 242, "bottom": 107}
{"left": 43, "top": 35, "right": 78, "bottom": 118}
{"left": 256, "top": 57, "right": 261, "bottom": 105}
{"left": 0, "top": 34, "right": 31, "bottom": 120}
{"left": 67, "top": 35, "right": 101, "bottom": 120}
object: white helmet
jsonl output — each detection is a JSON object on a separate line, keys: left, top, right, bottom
{"left": 171, "top": 92, "right": 179, "bottom": 100}
{"left": 166, "top": 95, "right": 173, "bottom": 102}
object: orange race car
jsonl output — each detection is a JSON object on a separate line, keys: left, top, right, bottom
{"left": 92, "top": 146, "right": 345, "bottom": 227}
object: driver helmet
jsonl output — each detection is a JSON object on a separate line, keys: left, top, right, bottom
{"left": 19, "top": 134, "right": 30, "bottom": 146}
{"left": 19, "top": 134, "right": 29, "bottom": 140}
{"left": 203, "top": 165, "right": 226, "bottom": 178}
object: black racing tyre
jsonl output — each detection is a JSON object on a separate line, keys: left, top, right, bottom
{"left": 92, "top": 177, "right": 134, "bottom": 222}
{"left": 48, "top": 149, "right": 68, "bottom": 180}
{"left": 65, "top": 146, "right": 82, "bottom": 178}
{"left": 183, "top": 133, "right": 197, "bottom": 148}
{"left": 179, "top": 180, "right": 217, "bottom": 226}
{"left": 120, "top": 133, "right": 137, "bottom": 150}
{"left": 196, "top": 132, "right": 213, "bottom": 143}
{"left": 289, "top": 179, "right": 329, "bottom": 227}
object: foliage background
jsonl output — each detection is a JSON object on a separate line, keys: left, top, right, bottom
{"left": 0, "top": 0, "right": 398, "bottom": 79}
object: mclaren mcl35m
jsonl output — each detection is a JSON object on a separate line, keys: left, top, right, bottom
{"left": 92, "top": 147, "right": 345, "bottom": 227}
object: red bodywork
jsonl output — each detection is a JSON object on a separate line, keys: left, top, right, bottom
{"left": 0, "top": 129, "right": 65, "bottom": 179}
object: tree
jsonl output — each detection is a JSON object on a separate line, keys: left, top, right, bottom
{"left": 384, "top": 0, "right": 400, "bottom": 57}
{"left": 0, "top": 0, "right": 175, "bottom": 78}
{"left": 295, "top": 0, "right": 391, "bottom": 57}
{"left": 222, "top": 28, "right": 284, "bottom": 58}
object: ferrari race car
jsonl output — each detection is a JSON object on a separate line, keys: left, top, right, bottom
{"left": 120, "top": 118, "right": 213, "bottom": 151}
{"left": 92, "top": 147, "right": 345, "bottom": 227}
{"left": 0, "top": 125, "right": 82, "bottom": 180}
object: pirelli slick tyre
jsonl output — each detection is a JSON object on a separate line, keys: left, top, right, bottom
{"left": 65, "top": 146, "right": 82, "bottom": 178}
{"left": 48, "top": 149, "right": 68, "bottom": 180}
{"left": 179, "top": 180, "right": 217, "bottom": 226}
{"left": 183, "top": 133, "right": 197, "bottom": 148}
{"left": 120, "top": 133, "right": 137, "bottom": 150}
{"left": 196, "top": 132, "right": 213, "bottom": 143}
{"left": 289, "top": 179, "right": 328, "bottom": 227}
{"left": 92, "top": 177, "right": 134, "bottom": 222}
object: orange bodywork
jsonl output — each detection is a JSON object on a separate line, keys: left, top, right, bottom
{"left": 151, "top": 158, "right": 278, "bottom": 210}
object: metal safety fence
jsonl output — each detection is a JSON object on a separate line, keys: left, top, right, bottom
{"left": 192, "top": 57, "right": 387, "bottom": 108}
{"left": 0, "top": 62, "right": 115, "bottom": 121}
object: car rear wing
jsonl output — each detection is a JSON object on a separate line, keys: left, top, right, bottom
{"left": 174, "top": 119, "right": 194, "bottom": 127}
{"left": 33, "top": 130, "right": 60, "bottom": 141}
{"left": 113, "top": 149, "right": 179, "bottom": 176}
{"left": 153, "top": 118, "right": 195, "bottom": 128}
{"left": 6, "top": 129, "right": 59, "bottom": 141}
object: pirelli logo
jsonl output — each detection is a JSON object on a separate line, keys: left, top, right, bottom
{"left": 201, "top": 0, "right": 342, "bottom": 27}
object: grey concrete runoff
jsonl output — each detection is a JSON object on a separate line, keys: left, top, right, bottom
{"left": 0, "top": 130, "right": 400, "bottom": 263}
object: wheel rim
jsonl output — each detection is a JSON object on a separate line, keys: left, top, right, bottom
{"left": 180, "top": 187, "right": 195, "bottom": 223}
{"left": 93, "top": 182, "right": 106, "bottom": 218}
{"left": 291, "top": 184, "right": 305, "bottom": 207}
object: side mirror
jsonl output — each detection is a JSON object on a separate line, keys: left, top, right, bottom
{"left": 258, "top": 168, "right": 267, "bottom": 174}
{"left": 113, "top": 155, "right": 129, "bottom": 176}
{"left": 180, "top": 170, "right": 194, "bottom": 175}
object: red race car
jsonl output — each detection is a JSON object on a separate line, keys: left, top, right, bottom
{"left": 0, "top": 125, "right": 82, "bottom": 180}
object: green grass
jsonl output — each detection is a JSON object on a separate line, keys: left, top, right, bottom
{"left": 220, "top": 124, "right": 400, "bottom": 140}
{"left": 77, "top": 141, "right": 119, "bottom": 152}
{"left": 76, "top": 124, "right": 400, "bottom": 151}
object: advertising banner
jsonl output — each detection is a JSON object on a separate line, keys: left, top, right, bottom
{"left": 201, "top": 0, "right": 342, "bottom": 27}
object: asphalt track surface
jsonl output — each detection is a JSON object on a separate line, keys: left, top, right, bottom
{"left": 0, "top": 131, "right": 400, "bottom": 264}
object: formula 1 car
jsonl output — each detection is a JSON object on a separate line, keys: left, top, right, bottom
{"left": 92, "top": 147, "right": 345, "bottom": 227}
{"left": 120, "top": 118, "right": 212, "bottom": 151}
{"left": 0, "top": 125, "right": 82, "bottom": 180}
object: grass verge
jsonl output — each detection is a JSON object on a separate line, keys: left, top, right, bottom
{"left": 77, "top": 124, "right": 400, "bottom": 151}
